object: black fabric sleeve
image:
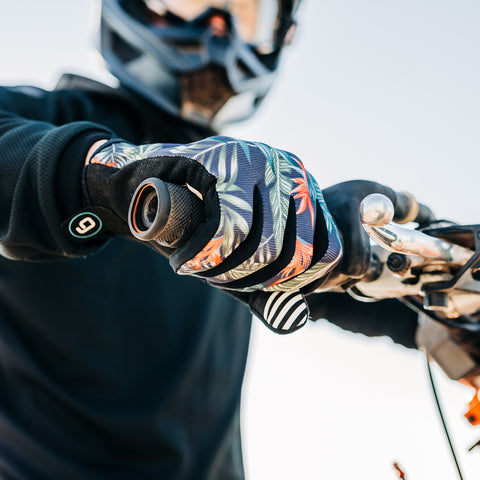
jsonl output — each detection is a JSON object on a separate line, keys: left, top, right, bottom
{"left": 307, "top": 292, "right": 419, "bottom": 349}
{"left": 0, "top": 86, "right": 114, "bottom": 261}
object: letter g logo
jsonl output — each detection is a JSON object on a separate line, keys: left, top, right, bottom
{"left": 76, "top": 217, "right": 96, "bottom": 235}
{"left": 68, "top": 212, "right": 103, "bottom": 239}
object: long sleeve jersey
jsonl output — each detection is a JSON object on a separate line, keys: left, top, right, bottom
{"left": 0, "top": 75, "right": 251, "bottom": 480}
{"left": 0, "top": 74, "right": 419, "bottom": 480}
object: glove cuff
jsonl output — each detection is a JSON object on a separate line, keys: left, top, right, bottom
{"left": 60, "top": 205, "right": 129, "bottom": 244}
{"left": 56, "top": 130, "right": 114, "bottom": 220}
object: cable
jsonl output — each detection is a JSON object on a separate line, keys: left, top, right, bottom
{"left": 426, "top": 356, "right": 465, "bottom": 480}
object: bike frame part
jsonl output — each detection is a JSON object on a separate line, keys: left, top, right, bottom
{"left": 416, "top": 316, "right": 480, "bottom": 388}
{"left": 356, "top": 194, "right": 480, "bottom": 393}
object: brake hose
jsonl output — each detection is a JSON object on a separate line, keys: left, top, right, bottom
{"left": 426, "top": 355, "right": 465, "bottom": 480}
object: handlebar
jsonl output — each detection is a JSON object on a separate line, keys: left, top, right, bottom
{"left": 358, "top": 193, "right": 480, "bottom": 407}
{"left": 392, "top": 191, "right": 435, "bottom": 227}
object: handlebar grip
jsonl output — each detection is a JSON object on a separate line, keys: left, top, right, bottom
{"left": 394, "top": 191, "right": 435, "bottom": 227}
{"left": 128, "top": 177, "right": 205, "bottom": 247}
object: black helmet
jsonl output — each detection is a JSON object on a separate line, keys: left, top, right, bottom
{"left": 100, "top": 0, "right": 300, "bottom": 129}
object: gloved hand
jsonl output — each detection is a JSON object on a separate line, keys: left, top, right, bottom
{"left": 314, "top": 180, "right": 434, "bottom": 291}
{"left": 64, "top": 135, "right": 342, "bottom": 333}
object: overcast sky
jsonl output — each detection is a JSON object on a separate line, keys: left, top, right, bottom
{"left": 1, "top": 1, "right": 480, "bottom": 479}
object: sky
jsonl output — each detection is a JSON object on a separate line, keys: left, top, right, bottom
{"left": 1, "top": 1, "right": 480, "bottom": 479}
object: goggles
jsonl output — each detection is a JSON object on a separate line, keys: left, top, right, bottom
{"left": 143, "top": 0, "right": 284, "bottom": 52}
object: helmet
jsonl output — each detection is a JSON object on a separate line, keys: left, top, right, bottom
{"left": 100, "top": 0, "right": 300, "bottom": 129}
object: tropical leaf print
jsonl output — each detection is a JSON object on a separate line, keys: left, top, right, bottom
{"left": 263, "top": 229, "right": 342, "bottom": 292}
{"left": 183, "top": 236, "right": 224, "bottom": 271}
{"left": 90, "top": 142, "right": 166, "bottom": 168}
{"left": 177, "top": 137, "right": 342, "bottom": 287}
{"left": 175, "top": 138, "right": 256, "bottom": 273}
{"left": 263, "top": 147, "right": 292, "bottom": 253}
{"left": 317, "top": 193, "right": 337, "bottom": 235}
{"left": 292, "top": 176, "right": 315, "bottom": 229}
{"left": 207, "top": 238, "right": 277, "bottom": 285}
{"left": 267, "top": 238, "right": 314, "bottom": 288}
{"left": 167, "top": 137, "right": 226, "bottom": 157}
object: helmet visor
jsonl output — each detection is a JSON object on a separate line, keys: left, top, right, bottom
{"left": 144, "top": 0, "right": 281, "bottom": 50}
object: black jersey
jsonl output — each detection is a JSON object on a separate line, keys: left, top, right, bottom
{"left": 0, "top": 75, "right": 251, "bottom": 479}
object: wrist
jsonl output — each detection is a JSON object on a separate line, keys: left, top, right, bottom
{"left": 56, "top": 132, "right": 113, "bottom": 220}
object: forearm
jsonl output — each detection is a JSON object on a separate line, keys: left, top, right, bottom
{"left": 307, "top": 292, "right": 419, "bottom": 349}
{"left": 0, "top": 89, "right": 114, "bottom": 261}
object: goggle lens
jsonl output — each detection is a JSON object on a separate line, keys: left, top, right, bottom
{"left": 144, "top": 0, "right": 281, "bottom": 50}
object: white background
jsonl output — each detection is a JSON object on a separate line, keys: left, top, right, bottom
{"left": 1, "top": 1, "right": 480, "bottom": 479}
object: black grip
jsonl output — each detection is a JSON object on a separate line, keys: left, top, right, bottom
{"left": 393, "top": 192, "right": 435, "bottom": 228}
{"left": 128, "top": 177, "right": 205, "bottom": 247}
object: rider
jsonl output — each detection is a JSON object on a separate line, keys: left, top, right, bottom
{"left": 0, "top": 1, "right": 420, "bottom": 478}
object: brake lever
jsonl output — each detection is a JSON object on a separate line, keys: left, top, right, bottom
{"left": 359, "top": 194, "right": 472, "bottom": 266}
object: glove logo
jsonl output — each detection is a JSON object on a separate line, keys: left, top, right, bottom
{"left": 68, "top": 212, "right": 102, "bottom": 239}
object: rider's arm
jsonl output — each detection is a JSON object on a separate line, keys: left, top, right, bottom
{"left": 307, "top": 292, "right": 419, "bottom": 349}
{"left": 0, "top": 85, "right": 115, "bottom": 261}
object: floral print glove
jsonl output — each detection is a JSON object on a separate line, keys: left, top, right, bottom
{"left": 79, "top": 136, "right": 342, "bottom": 333}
